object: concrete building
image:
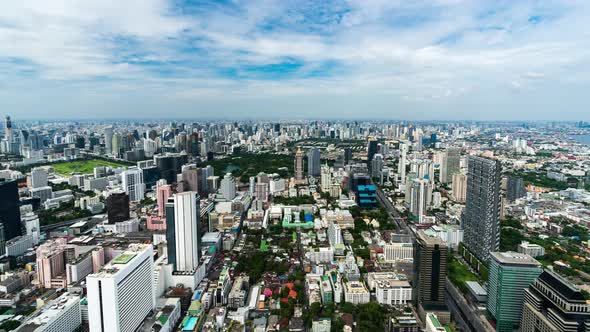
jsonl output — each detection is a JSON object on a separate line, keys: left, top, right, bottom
{"left": 384, "top": 243, "right": 413, "bottom": 261}
{"left": 166, "top": 192, "right": 201, "bottom": 272}
{"left": 517, "top": 241, "right": 545, "bottom": 258}
{"left": 366, "top": 272, "right": 413, "bottom": 306}
{"left": 344, "top": 281, "right": 370, "bottom": 304}
{"left": 520, "top": 270, "right": 590, "bottom": 332}
{"left": 30, "top": 167, "right": 48, "bottom": 188}
{"left": 121, "top": 167, "right": 144, "bottom": 202}
{"left": 295, "top": 148, "right": 305, "bottom": 181}
{"left": 451, "top": 173, "right": 467, "bottom": 203}
{"left": 16, "top": 292, "right": 82, "bottom": 332}
{"left": 462, "top": 156, "right": 501, "bottom": 263}
{"left": 327, "top": 221, "right": 342, "bottom": 247}
{"left": 220, "top": 173, "right": 236, "bottom": 200}
{"left": 87, "top": 244, "right": 155, "bottom": 332}
{"left": 414, "top": 231, "right": 447, "bottom": 309}
{"left": 440, "top": 148, "right": 460, "bottom": 184}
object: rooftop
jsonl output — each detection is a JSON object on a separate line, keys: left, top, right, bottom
{"left": 490, "top": 251, "right": 541, "bottom": 266}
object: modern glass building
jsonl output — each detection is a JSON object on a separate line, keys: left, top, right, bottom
{"left": 487, "top": 252, "right": 542, "bottom": 332}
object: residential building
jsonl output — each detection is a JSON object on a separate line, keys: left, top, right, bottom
{"left": 462, "top": 156, "right": 501, "bottom": 263}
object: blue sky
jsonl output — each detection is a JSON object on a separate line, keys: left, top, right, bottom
{"left": 1, "top": 0, "right": 589, "bottom": 120}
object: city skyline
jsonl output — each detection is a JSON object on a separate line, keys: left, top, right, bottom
{"left": 2, "top": 1, "right": 590, "bottom": 120}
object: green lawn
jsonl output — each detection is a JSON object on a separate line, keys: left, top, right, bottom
{"left": 448, "top": 256, "right": 482, "bottom": 293}
{"left": 52, "top": 159, "right": 127, "bottom": 175}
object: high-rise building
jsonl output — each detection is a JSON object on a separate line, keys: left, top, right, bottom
{"left": 506, "top": 176, "right": 526, "bottom": 202}
{"left": 451, "top": 173, "right": 467, "bottom": 203}
{"left": 520, "top": 270, "right": 590, "bottom": 332}
{"left": 295, "top": 147, "right": 305, "bottom": 181}
{"left": 106, "top": 191, "right": 130, "bottom": 224}
{"left": 104, "top": 126, "right": 114, "bottom": 154}
{"left": 440, "top": 148, "right": 460, "bottom": 184}
{"left": 156, "top": 180, "right": 172, "bottom": 218}
{"left": 87, "top": 244, "right": 155, "bottom": 332}
{"left": 462, "top": 156, "right": 502, "bottom": 263}
{"left": 308, "top": 148, "right": 321, "bottom": 177}
{"left": 487, "top": 252, "right": 542, "bottom": 332}
{"left": 166, "top": 192, "right": 201, "bottom": 272}
{"left": 398, "top": 142, "right": 408, "bottom": 184}
{"left": 367, "top": 138, "right": 378, "bottom": 165}
{"left": 343, "top": 147, "right": 353, "bottom": 165}
{"left": 220, "top": 173, "right": 236, "bottom": 200}
{"left": 327, "top": 221, "right": 342, "bottom": 247}
{"left": 320, "top": 165, "right": 332, "bottom": 192}
{"left": 121, "top": 167, "right": 144, "bottom": 202}
{"left": 30, "top": 167, "right": 48, "bottom": 188}
{"left": 414, "top": 231, "right": 447, "bottom": 309}
{"left": 0, "top": 180, "right": 22, "bottom": 240}
{"left": 409, "top": 178, "right": 432, "bottom": 223}
{"left": 371, "top": 154, "right": 384, "bottom": 178}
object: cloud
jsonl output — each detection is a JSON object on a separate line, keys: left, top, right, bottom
{"left": 1, "top": 0, "right": 590, "bottom": 119}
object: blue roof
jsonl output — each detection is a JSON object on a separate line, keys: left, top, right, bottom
{"left": 305, "top": 214, "right": 313, "bottom": 222}
{"left": 183, "top": 317, "right": 198, "bottom": 331}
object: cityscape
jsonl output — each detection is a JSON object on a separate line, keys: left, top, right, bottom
{"left": 0, "top": 118, "right": 588, "bottom": 332}
{"left": 1, "top": 1, "right": 590, "bottom": 332}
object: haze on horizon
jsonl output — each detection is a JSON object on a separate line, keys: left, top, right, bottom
{"left": 1, "top": 0, "right": 589, "bottom": 121}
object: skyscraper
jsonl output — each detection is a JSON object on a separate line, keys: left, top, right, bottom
{"left": 0, "top": 180, "right": 22, "bottom": 240}
{"left": 87, "top": 244, "right": 155, "bottom": 332}
{"left": 409, "top": 178, "right": 432, "bottom": 223}
{"left": 520, "top": 270, "right": 590, "bottom": 332}
{"left": 451, "top": 173, "right": 467, "bottom": 203}
{"left": 343, "top": 147, "right": 353, "bottom": 165}
{"left": 106, "top": 191, "right": 130, "bottom": 224}
{"left": 308, "top": 148, "right": 321, "bottom": 177}
{"left": 487, "top": 252, "right": 542, "bottom": 332}
{"left": 371, "top": 154, "right": 384, "bottom": 178}
{"left": 414, "top": 231, "right": 447, "bottom": 309}
{"left": 166, "top": 192, "right": 201, "bottom": 272}
{"left": 30, "top": 167, "right": 48, "bottom": 188}
{"left": 104, "top": 126, "right": 113, "bottom": 154}
{"left": 320, "top": 165, "right": 332, "bottom": 192}
{"left": 462, "top": 155, "right": 502, "bottom": 263}
{"left": 440, "top": 148, "right": 460, "bottom": 184}
{"left": 398, "top": 141, "right": 408, "bottom": 184}
{"left": 294, "top": 147, "right": 305, "bottom": 181}
{"left": 506, "top": 176, "right": 526, "bottom": 202}
{"left": 121, "top": 167, "right": 144, "bottom": 202}
{"left": 367, "top": 138, "right": 378, "bottom": 165}
{"left": 220, "top": 173, "right": 236, "bottom": 200}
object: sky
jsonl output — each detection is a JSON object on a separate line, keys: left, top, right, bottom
{"left": 1, "top": 0, "right": 590, "bottom": 121}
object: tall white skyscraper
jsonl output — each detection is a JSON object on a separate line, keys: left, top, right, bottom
{"left": 171, "top": 192, "right": 201, "bottom": 272}
{"left": 409, "top": 178, "right": 432, "bottom": 223}
{"left": 30, "top": 167, "right": 48, "bottom": 188}
{"left": 121, "top": 167, "right": 144, "bottom": 202}
{"left": 87, "top": 244, "right": 155, "bottom": 332}
{"left": 220, "top": 173, "right": 236, "bottom": 200}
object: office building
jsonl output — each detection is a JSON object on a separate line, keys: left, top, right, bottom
{"left": 398, "top": 141, "right": 408, "bottom": 184}
{"left": 308, "top": 148, "right": 321, "bottom": 177}
{"left": 344, "top": 281, "right": 370, "bottom": 304}
{"left": 439, "top": 148, "right": 460, "bottom": 184}
{"left": 343, "top": 147, "right": 352, "bottom": 165}
{"left": 414, "top": 231, "right": 447, "bottom": 309}
{"left": 384, "top": 243, "right": 413, "bottom": 261}
{"left": 371, "top": 153, "right": 384, "bottom": 178}
{"left": 87, "top": 244, "right": 155, "bottom": 332}
{"left": 487, "top": 252, "right": 542, "bottom": 332}
{"left": 220, "top": 173, "right": 236, "bottom": 200}
{"left": 320, "top": 165, "right": 332, "bottom": 192}
{"left": 506, "top": 176, "right": 526, "bottom": 202}
{"left": 295, "top": 148, "right": 305, "bottom": 181}
{"left": 121, "top": 167, "right": 144, "bottom": 202}
{"left": 155, "top": 153, "right": 188, "bottom": 184}
{"left": 517, "top": 241, "right": 545, "bottom": 257}
{"left": 166, "top": 192, "right": 201, "bottom": 272}
{"left": 104, "top": 126, "right": 114, "bottom": 154}
{"left": 17, "top": 292, "right": 82, "bottom": 332}
{"left": 0, "top": 180, "right": 22, "bottom": 240}
{"left": 30, "top": 167, "right": 48, "bottom": 188}
{"left": 107, "top": 192, "right": 130, "bottom": 224}
{"left": 520, "top": 270, "right": 590, "bottom": 332}
{"left": 367, "top": 272, "right": 413, "bottom": 306}
{"left": 462, "top": 155, "right": 502, "bottom": 263}
{"left": 367, "top": 138, "right": 379, "bottom": 165}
